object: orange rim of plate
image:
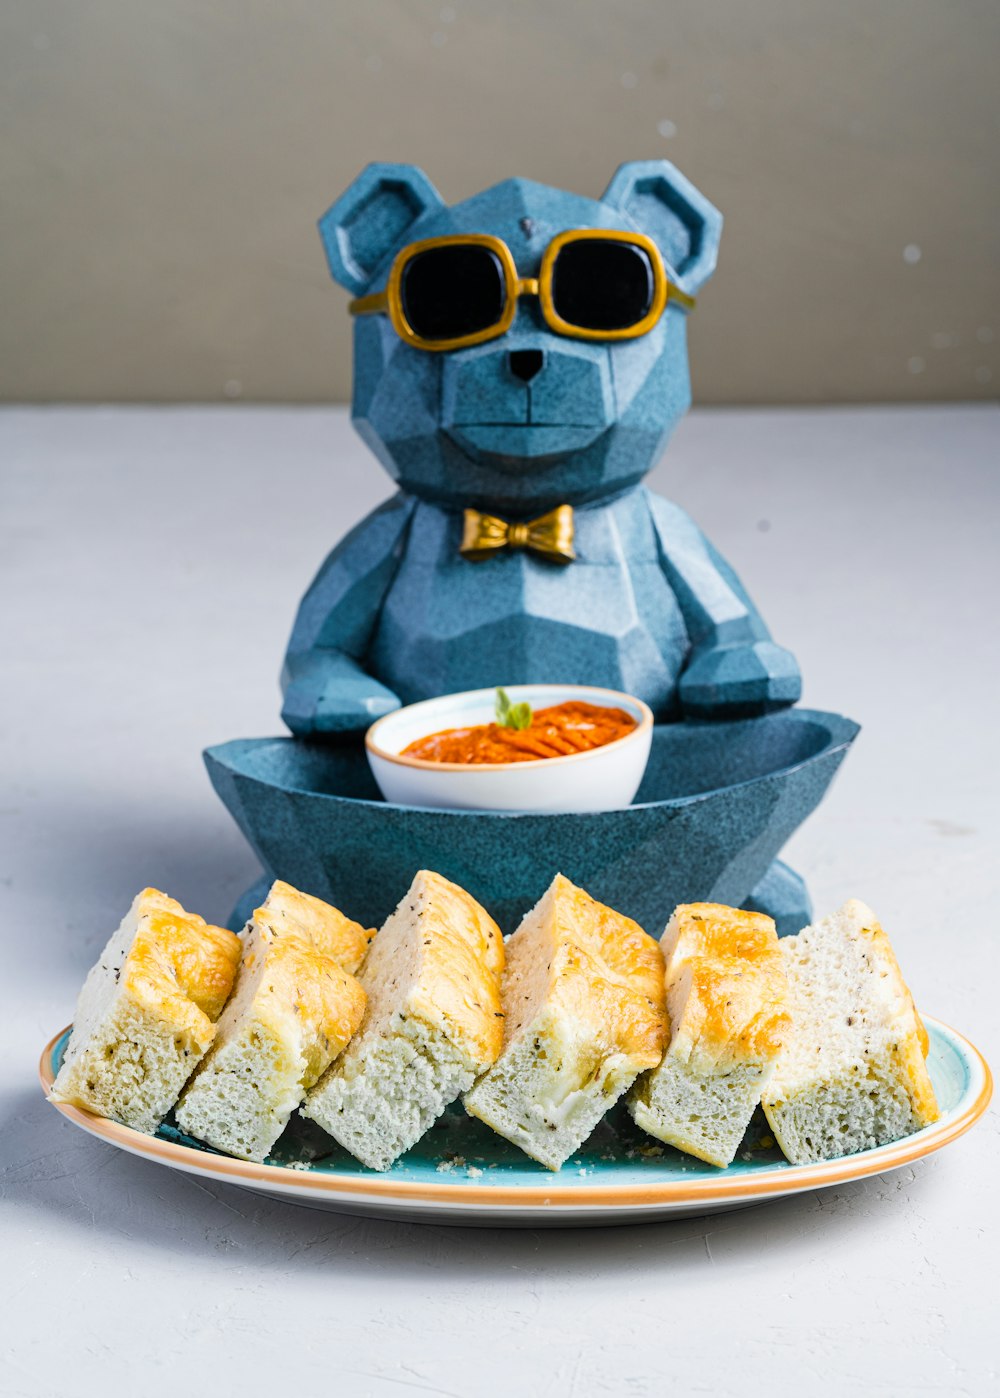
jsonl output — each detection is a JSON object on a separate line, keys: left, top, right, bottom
{"left": 365, "top": 685, "right": 654, "bottom": 774}
{"left": 38, "top": 1017, "right": 992, "bottom": 1209}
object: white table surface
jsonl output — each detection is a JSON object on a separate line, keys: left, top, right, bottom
{"left": 2, "top": 404, "right": 997, "bottom": 1398}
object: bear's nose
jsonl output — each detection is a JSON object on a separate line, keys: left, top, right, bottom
{"left": 508, "top": 349, "right": 544, "bottom": 383}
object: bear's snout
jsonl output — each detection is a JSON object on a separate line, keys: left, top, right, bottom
{"left": 441, "top": 337, "right": 614, "bottom": 467}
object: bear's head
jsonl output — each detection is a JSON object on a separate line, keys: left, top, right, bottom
{"left": 319, "top": 161, "right": 722, "bottom": 515}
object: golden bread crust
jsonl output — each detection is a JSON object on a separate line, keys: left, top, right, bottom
{"left": 405, "top": 870, "right": 506, "bottom": 1067}
{"left": 545, "top": 874, "right": 666, "bottom": 1069}
{"left": 246, "top": 913, "right": 367, "bottom": 1088}
{"left": 123, "top": 889, "right": 241, "bottom": 1045}
{"left": 840, "top": 899, "right": 937, "bottom": 1123}
{"left": 666, "top": 903, "right": 789, "bottom": 1065}
{"left": 258, "top": 880, "right": 374, "bottom": 975}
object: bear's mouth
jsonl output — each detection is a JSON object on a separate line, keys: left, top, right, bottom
{"left": 443, "top": 422, "right": 609, "bottom": 469}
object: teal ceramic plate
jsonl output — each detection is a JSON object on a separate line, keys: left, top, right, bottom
{"left": 40, "top": 1017, "right": 990, "bottom": 1228}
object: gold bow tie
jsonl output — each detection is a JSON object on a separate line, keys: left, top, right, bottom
{"left": 459, "top": 504, "right": 575, "bottom": 564}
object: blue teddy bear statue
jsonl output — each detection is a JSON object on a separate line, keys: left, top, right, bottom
{"left": 280, "top": 160, "right": 801, "bottom": 736}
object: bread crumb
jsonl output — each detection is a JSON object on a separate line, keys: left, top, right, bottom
{"left": 436, "top": 1160, "right": 454, "bottom": 1173}
{"left": 638, "top": 1144, "right": 664, "bottom": 1158}
{"left": 466, "top": 1165, "right": 483, "bottom": 1179}
{"left": 287, "top": 1159, "right": 313, "bottom": 1171}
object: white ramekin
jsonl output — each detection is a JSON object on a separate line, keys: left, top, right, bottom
{"left": 365, "top": 684, "right": 653, "bottom": 813}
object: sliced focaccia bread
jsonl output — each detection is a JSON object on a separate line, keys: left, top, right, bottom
{"left": 628, "top": 903, "right": 790, "bottom": 1167}
{"left": 464, "top": 874, "right": 666, "bottom": 1171}
{"left": 301, "top": 870, "right": 505, "bottom": 1171}
{"left": 254, "top": 879, "right": 374, "bottom": 975}
{"left": 761, "top": 899, "right": 939, "bottom": 1164}
{"left": 174, "top": 882, "right": 369, "bottom": 1161}
{"left": 50, "top": 888, "right": 242, "bottom": 1133}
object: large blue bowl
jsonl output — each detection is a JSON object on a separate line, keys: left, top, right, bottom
{"left": 205, "top": 708, "right": 858, "bottom": 939}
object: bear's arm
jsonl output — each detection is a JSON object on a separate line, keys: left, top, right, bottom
{"left": 280, "top": 493, "right": 417, "bottom": 735}
{"left": 647, "top": 494, "right": 801, "bottom": 718}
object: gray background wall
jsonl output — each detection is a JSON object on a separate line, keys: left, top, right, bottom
{"left": 2, "top": 0, "right": 997, "bottom": 405}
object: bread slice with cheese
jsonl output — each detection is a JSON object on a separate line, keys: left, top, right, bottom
{"left": 175, "top": 881, "right": 372, "bottom": 1161}
{"left": 464, "top": 874, "right": 666, "bottom": 1171}
{"left": 761, "top": 899, "right": 939, "bottom": 1164}
{"left": 301, "top": 870, "right": 505, "bottom": 1171}
{"left": 628, "top": 903, "right": 789, "bottom": 1167}
{"left": 50, "top": 888, "right": 241, "bottom": 1134}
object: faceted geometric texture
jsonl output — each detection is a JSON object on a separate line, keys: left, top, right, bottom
{"left": 205, "top": 709, "right": 859, "bottom": 940}
{"left": 283, "top": 160, "right": 802, "bottom": 735}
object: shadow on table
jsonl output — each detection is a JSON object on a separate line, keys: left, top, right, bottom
{"left": 5, "top": 1081, "right": 939, "bottom": 1282}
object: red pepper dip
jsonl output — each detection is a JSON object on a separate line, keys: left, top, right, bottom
{"left": 401, "top": 700, "right": 637, "bottom": 765}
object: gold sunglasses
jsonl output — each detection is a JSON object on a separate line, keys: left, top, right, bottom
{"left": 348, "top": 229, "right": 696, "bottom": 353}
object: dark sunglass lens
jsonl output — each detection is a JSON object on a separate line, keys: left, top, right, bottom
{"left": 400, "top": 245, "right": 506, "bottom": 341}
{"left": 551, "top": 240, "right": 655, "bottom": 332}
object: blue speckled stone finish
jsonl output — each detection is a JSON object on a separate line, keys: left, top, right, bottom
{"left": 208, "top": 161, "right": 860, "bottom": 944}
{"left": 280, "top": 160, "right": 802, "bottom": 735}
{"left": 205, "top": 709, "right": 859, "bottom": 940}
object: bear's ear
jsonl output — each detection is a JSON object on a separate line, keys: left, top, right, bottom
{"left": 318, "top": 163, "right": 445, "bottom": 294}
{"left": 601, "top": 160, "right": 722, "bottom": 294}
